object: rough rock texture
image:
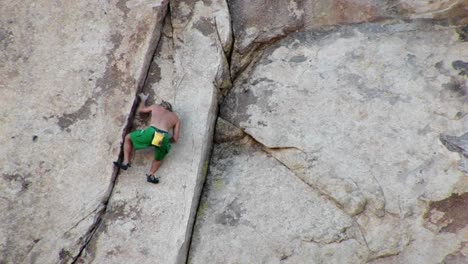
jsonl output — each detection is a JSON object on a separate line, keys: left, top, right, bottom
{"left": 0, "top": 1, "right": 168, "bottom": 263}
{"left": 402, "top": 0, "right": 468, "bottom": 19}
{"left": 228, "top": 0, "right": 468, "bottom": 76}
{"left": 3, "top": 0, "right": 468, "bottom": 263}
{"left": 189, "top": 135, "right": 369, "bottom": 263}
{"left": 76, "top": 0, "right": 231, "bottom": 263}
{"left": 189, "top": 21, "right": 468, "bottom": 263}
{"left": 440, "top": 132, "right": 468, "bottom": 173}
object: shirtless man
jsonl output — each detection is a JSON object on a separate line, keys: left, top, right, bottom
{"left": 114, "top": 93, "right": 180, "bottom": 184}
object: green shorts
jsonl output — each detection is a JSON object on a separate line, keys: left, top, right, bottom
{"left": 130, "top": 126, "right": 171, "bottom": 161}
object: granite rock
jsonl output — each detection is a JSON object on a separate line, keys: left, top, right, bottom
{"left": 192, "top": 21, "right": 468, "bottom": 262}
{"left": 0, "top": 1, "right": 168, "bottom": 263}
{"left": 189, "top": 137, "right": 369, "bottom": 263}
{"left": 2, "top": 1, "right": 468, "bottom": 263}
{"left": 76, "top": 0, "right": 231, "bottom": 263}
{"left": 228, "top": 0, "right": 468, "bottom": 77}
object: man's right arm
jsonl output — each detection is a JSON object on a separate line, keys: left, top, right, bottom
{"left": 137, "top": 93, "right": 152, "bottom": 114}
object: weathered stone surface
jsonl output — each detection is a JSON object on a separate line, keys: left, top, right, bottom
{"left": 441, "top": 132, "right": 468, "bottom": 157}
{"left": 223, "top": 21, "right": 467, "bottom": 213}
{"left": 401, "top": 0, "right": 468, "bottom": 20}
{"left": 189, "top": 137, "right": 369, "bottom": 263}
{"left": 190, "top": 21, "right": 468, "bottom": 262}
{"left": 0, "top": 1, "right": 168, "bottom": 263}
{"left": 441, "top": 242, "right": 468, "bottom": 264}
{"left": 440, "top": 132, "right": 468, "bottom": 173}
{"left": 3, "top": 0, "right": 468, "bottom": 263}
{"left": 213, "top": 117, "right": 245, "bottom": 144}
{"left": 76, "top": 1, "right": 231, "bottom": 263}
{"left": 228, "top": 0, "right": 468, "bottom": 77}
{"left": 424, "top": 193, "right": 468, "bottom": 233}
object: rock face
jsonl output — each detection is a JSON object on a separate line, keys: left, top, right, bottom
{"left": 75, "top": 1, "right": 231, "bottom": 263}
{"left": 1, "top": 1, "right": 168, "bottom": 263}
{"left": 189, "top": 135, "right": 369, "bottom": 263}
{"left": 2, "top": 0, "right": 468, "bottom": 264}
{"left": 228, "top": 0, "right": 468, "bottom": 75}
{"left": 1, "top": 0, "right": 230, "bottom": 263}
{"left": 189, "top": 22, "right": 468, "bottom": 263}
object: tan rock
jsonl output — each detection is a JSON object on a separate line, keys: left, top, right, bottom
{"left": 0, "top": 1, "right": 168, "bottom": 263}
{"left": 214, "top": 118, "right": 245, "bottom": 143}
{"left": 228, "top": 0, "right": 468, "bottom": 77}
{"left": 76, "top": 0, "right": 231, "bottom": 263}
{"left": 189, "top": 139, "right": 367, "bottom": 263}
{"left": 401, "top": 0, "right": 468, "bottom": 19}
{"left": 213, "top": 21, "right": 468, "bottom": 262}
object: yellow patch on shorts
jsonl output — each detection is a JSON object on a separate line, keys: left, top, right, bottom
{"left": 151, "top": 132, "right": 164, "bottom": 147}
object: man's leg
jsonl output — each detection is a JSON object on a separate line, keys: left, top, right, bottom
{"left": 149, "top": 159, "right": 162, "bottom": 175}
{"left": 123, "top": 133, "right": 133, "bottom": 165}
{"left": 114, "top": 133, "right": 133, "bottom": 170}
{"left": 148, "top": 141, "right": 169, "bottom": 183}
{"left": 147, "top": 159, "right": 162, "bottom": 184}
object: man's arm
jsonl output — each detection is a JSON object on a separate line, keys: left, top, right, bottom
{"left": 171, "top": 118, "right": 180, "bottom": 143}
{"left": 137, "top": 93, "right": 152, "bottom": 114}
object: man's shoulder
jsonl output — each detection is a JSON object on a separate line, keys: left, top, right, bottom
{"left": 150, "top": 104, "right": 165, "bottom": 113}
{"left": 171, "top": 111, "right": 180, "bottom": 121}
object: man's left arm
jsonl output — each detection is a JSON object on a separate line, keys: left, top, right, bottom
{"left": 171, "top": 117, "right": 180, "bottom": 143}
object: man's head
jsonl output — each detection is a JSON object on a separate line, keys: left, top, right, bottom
{"left": 160, "top": 100, "right": 173, "bottom": 112}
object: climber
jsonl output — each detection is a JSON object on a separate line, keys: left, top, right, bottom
{"left": 113, "top": 93, "right": 181, "bottom": 184}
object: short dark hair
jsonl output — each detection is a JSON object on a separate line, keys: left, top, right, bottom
{"left": 160, "top": 100, "right": 173, "bottom": 112}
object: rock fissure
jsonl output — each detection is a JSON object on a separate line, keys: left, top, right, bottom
{"left": 190, "top": 116, "right": 379, "bottom": 263}
{"left": 351, "top": 218, "right": 371, "bottom": 253}
{"left": 245, "top": 132, "right": 353, "bottom": 216}
{"left": 301, "top": 226, "right": 355, "bottom": 245}
{"left": 223, "top": 2, "right": 237, "bottom": 81}
{"left": 369, "top": 172, "right": 387, "bottom": 218}
{"left": 69, "top": 7, "right": 171, "bottom": 263}
{"left": 217, "top": 118, "right": 356, "bottom": 217}
{"left": 368, "top": 249, "right": 402, "bottom": 262}
{"left": 220, "top": 117, "right": 305, "bottom": 152}
{"left": 69, "top": 205, "right": 105, "bottom": 263}
{"left": 186, "top": 8, "right": 236, "bottom": 264}
{"left": 276, "top": 154, "right": 376, "bottom": 258}
{"left": 64, "top": 206, "right": 101, "bottom": 236}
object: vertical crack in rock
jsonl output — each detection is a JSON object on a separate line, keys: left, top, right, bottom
{"left": 212, "top": 17, "right": 233, "bottom": 99}
{"left": 224, "top": 3, "right": 237, "bottom": 84}
{"left": 69, "top": 8, "right": 170, "bottom": 264}
{"left": 185, "top": 3, "right": 235, "bottom": 263}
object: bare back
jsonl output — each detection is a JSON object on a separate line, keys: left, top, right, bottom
{"left": 149, "top": 104, "right": 179, "bottom": 132}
